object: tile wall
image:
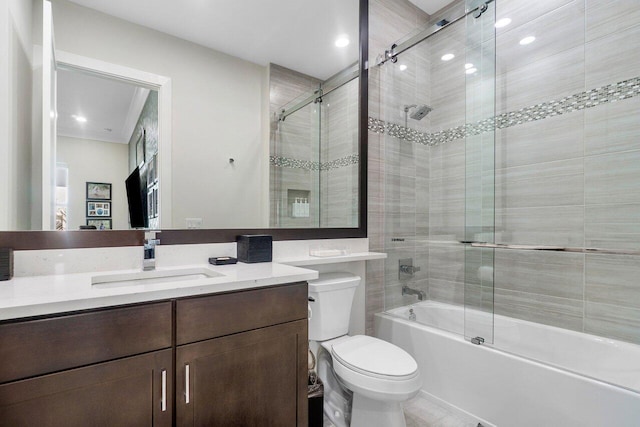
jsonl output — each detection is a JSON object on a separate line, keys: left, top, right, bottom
{"left": 367, "top": 0, "right": 640, "bottom": 345}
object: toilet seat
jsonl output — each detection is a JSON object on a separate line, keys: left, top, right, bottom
{"left": 326, "top": 335, "right": 422, "bottom": 402}
{"left": 331, "top": 335, "right": 418, "bottom": 381}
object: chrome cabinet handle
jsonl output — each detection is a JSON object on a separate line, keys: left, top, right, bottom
{"left": 185, "top": 364, "right": 190, "bottom": 404}
{"left": 161, "top": 369, "right": 167, "bottom": 412}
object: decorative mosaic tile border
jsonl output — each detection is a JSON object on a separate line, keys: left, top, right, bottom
{"left": 269, "top": 153, "right": 359, "bottom": 171}
{"left": 270, "top": 156, "right": 320, "bottom": 171}
{"left": 369, "top": 76, "right": 640, "bottom": 146}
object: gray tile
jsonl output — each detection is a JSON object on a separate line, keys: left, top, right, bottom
{"left": 385, "top": 141, "right": 417, "bottom": 177}
{"left": 428, "top": 243, "right": 465, "bottom": 283}
{"left": 585, "top": 23, "right": 640, "bottom": 89}
{"left": 584, "top": 301, "right": 640, "bottom": 345}
{"left": 429, "top": 278, "right": 464, "bottom": 306}
{"left": 586, "top": 0, "right": 640, "bottom": 42}
{"left": 429, "top": 177, "right": 465, "bottom": 214}
{"left": 585, "top": 150, "right": 640, "bottom": 205}
{"left": 584, "top": 96, "right": 640, "bottom": 156}
{"left": 585, "top": 203, "right": 640, "bottom": 250}
{"left": 429, "top": 141, "right": 465, "bottom": 181}
{"left": 385, "top": 172, "right": 416, "bottom": 215}
{"left": 496, "top": 112, "right": 585, "bottom": 169}
{"left": 496, "top": 0, "right": 574, "bottom": 37}
{"left": 585, "top": 254, "right": 640, "bottom": 309}
{"left": 495, "top": 288, "right": 584, "bottom": 331}
{"left": 496, "top": 158, "right": 584, "bottom": 209}
{"left": 404, "top": 396, "right": 449, "bottom": 426}
{"left": 496, "top": 1, "right": 585, "bottom": 74}
{"left": 495, "top": 250, "right": 585, "bottom": 300}
{"left": 385, "top": 212, "right": 416, "bottom": 237}
{"left": 496, "top": 206, "right": 585, "bottom": 247}
{"left": 496, "top": 45, "right": 585, "bottom": 114}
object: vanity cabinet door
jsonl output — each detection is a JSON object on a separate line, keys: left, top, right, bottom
{"left": 0, "top": 349, "right": 173, "bottom": 427}
{"left": 176, "top": 319, "right": 308, "bottom": 426}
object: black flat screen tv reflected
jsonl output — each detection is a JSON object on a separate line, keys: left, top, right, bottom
{"left": 125, "top": 167, "right": 148, "bottom": 229}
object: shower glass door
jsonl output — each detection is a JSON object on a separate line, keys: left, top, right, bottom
{"left": 463, "top": 0, "right": 496, "bottom": 344}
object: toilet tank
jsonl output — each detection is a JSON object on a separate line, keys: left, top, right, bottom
{"left": 308, "top": 272, "right": 361, "bottom": 341}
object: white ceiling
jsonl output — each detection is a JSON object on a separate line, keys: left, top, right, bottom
{"left": 57, "top": 68, "right": 149, "bottom": 144}
{"left": 408, "top": 0, "right": 455, "bottom": 15}
{"left": 67, "top": 0, "right": 360, "bottom": 80}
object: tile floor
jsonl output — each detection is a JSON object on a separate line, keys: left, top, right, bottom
{"left": 323, "top": 394, "right": 479, "bottom": 427}
{"left": 404, "top": 395, "right": 478, "bottom": 427}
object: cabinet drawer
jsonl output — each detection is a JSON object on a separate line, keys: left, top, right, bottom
{"left": 0, "top": 349, "right": 173, "bottom": 427}
{"left": 0, "top": 302, "right": 172, "bottom": 384}
{"left": 176, "top": 282, "right": 307, "bottom": 345}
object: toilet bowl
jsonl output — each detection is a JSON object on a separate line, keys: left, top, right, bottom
{"left": 309, "top": 273, "right": 421, "bottom": 427}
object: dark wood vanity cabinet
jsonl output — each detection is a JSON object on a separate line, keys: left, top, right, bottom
{"left": 0, "top": 282, "right": 308, "bottom": 427}
{"left": 0, "top": 350, "right": 173, "bottom": 427}
{"left": 0, "top": 302, "right": 174, "bottom": 427}
{"left": 176, "top": 320, "right": 307, "bottom": 426}
{"left": 175, "top": 283, "right": 309, "bottom": 426}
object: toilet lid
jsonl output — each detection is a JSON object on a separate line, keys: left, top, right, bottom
{"left": 331, "top": 335, "right": 418, "bottom": 379}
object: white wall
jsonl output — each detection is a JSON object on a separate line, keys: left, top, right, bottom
{"left": 51, "top": 0, "right": 269, "bottom": 229}
{"left": 0, "top": 0, "right": 34, "bottom": 230}
{"left": 56, "top": 136, "right": 129, "bottom": 230}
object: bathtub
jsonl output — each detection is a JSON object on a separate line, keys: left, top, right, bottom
{"left": 375, "top": 301, "right": 640, "bottom": 427}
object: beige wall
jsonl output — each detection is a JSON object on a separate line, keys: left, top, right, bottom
{"left": 56, "top": 136, "right": 129, "bottom": 230}
{"left": 51, "top": 0, "right": 269, "bottom": 229}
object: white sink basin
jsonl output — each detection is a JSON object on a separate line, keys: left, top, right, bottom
{"left": 92, "top": 267, "right": 224, "bottom": 288}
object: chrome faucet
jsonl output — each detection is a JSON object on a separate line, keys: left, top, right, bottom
{"left": 399, "top": 264, "right": 421, "bottom": 275}
{"left": 143, "top": 231, "right": 160, "bottom": 271}
{"left": 402, "top": 285, "right": 426, "bottom": 301}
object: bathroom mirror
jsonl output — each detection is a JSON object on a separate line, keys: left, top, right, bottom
{"left": 0, "top": 0, "right": 368, "bottom": 246}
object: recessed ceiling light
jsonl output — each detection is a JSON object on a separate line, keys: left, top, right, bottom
{"left": 519, "top": 36, "right": 536, "bottom": 45}
{"left": 72, "top": 114, "right": 87, "bottom": 123}
{"left": 465, "top": 63, "right": 474, "bottom": 69}
{"left": 465, "top": 67, "right": 478, "bottom": 74}
{"left": 441, "top": 53, "right": 455, "bottom": 61}
{"left": 495, "top": 18, "right": 512, "bottom": 28}
{"left": 335, "top": 35, "right": 350, "bottom": 48}
{"left": 399, "top": 64, "right": 408, "bottom": 71}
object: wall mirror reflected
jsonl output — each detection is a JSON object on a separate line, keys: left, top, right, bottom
{"left": 3, "top": 0, "right": 363, "bottom": 233}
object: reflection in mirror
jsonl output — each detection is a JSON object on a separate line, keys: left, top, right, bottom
{"left": 0, "top": 0, "right": 362, "bottom": 233}
{"left": 55, "top": 66, "right": 158, "bottom": 231}
{"left": 270, "top": 63, "right": 360, "bottom": 228}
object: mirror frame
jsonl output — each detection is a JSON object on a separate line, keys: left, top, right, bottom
{"left": 0, "top": 0, "right": 368, "bottom": 250}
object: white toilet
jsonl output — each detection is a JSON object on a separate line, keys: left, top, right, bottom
{"left": 308, "top": 272, "right": 421, "bottom": 427}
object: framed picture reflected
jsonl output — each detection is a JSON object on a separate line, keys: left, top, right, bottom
{"left": 86, "top": 218, "right": 112, "bottom": 230}
{"left": 87, "top": 201, "right": 111, "bottom": 217}
{"left": 86, "top": 182, "right": 112, "bottom": 200}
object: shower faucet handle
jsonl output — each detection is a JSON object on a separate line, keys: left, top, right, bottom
{"left": 399, "top": 264, "right": 420, "bottom": 274}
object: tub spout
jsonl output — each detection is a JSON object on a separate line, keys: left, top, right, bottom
{"left": 402, "top": 285, "right": 426, "bottom": 301}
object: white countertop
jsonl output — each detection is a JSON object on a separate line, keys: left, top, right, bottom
{"left": 0, "top": 262, "right": 318, "bottom": 321}
{"left": 277, "top": 251, "right": 387, "bottom": 266}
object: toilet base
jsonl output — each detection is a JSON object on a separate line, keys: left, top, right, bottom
{"left": 350, "top": 392, "right": 407, "bottom": 427}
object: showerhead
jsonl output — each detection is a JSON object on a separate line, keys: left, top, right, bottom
{"left": 408, "top": 104, "right": 432, "bottom": 120}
